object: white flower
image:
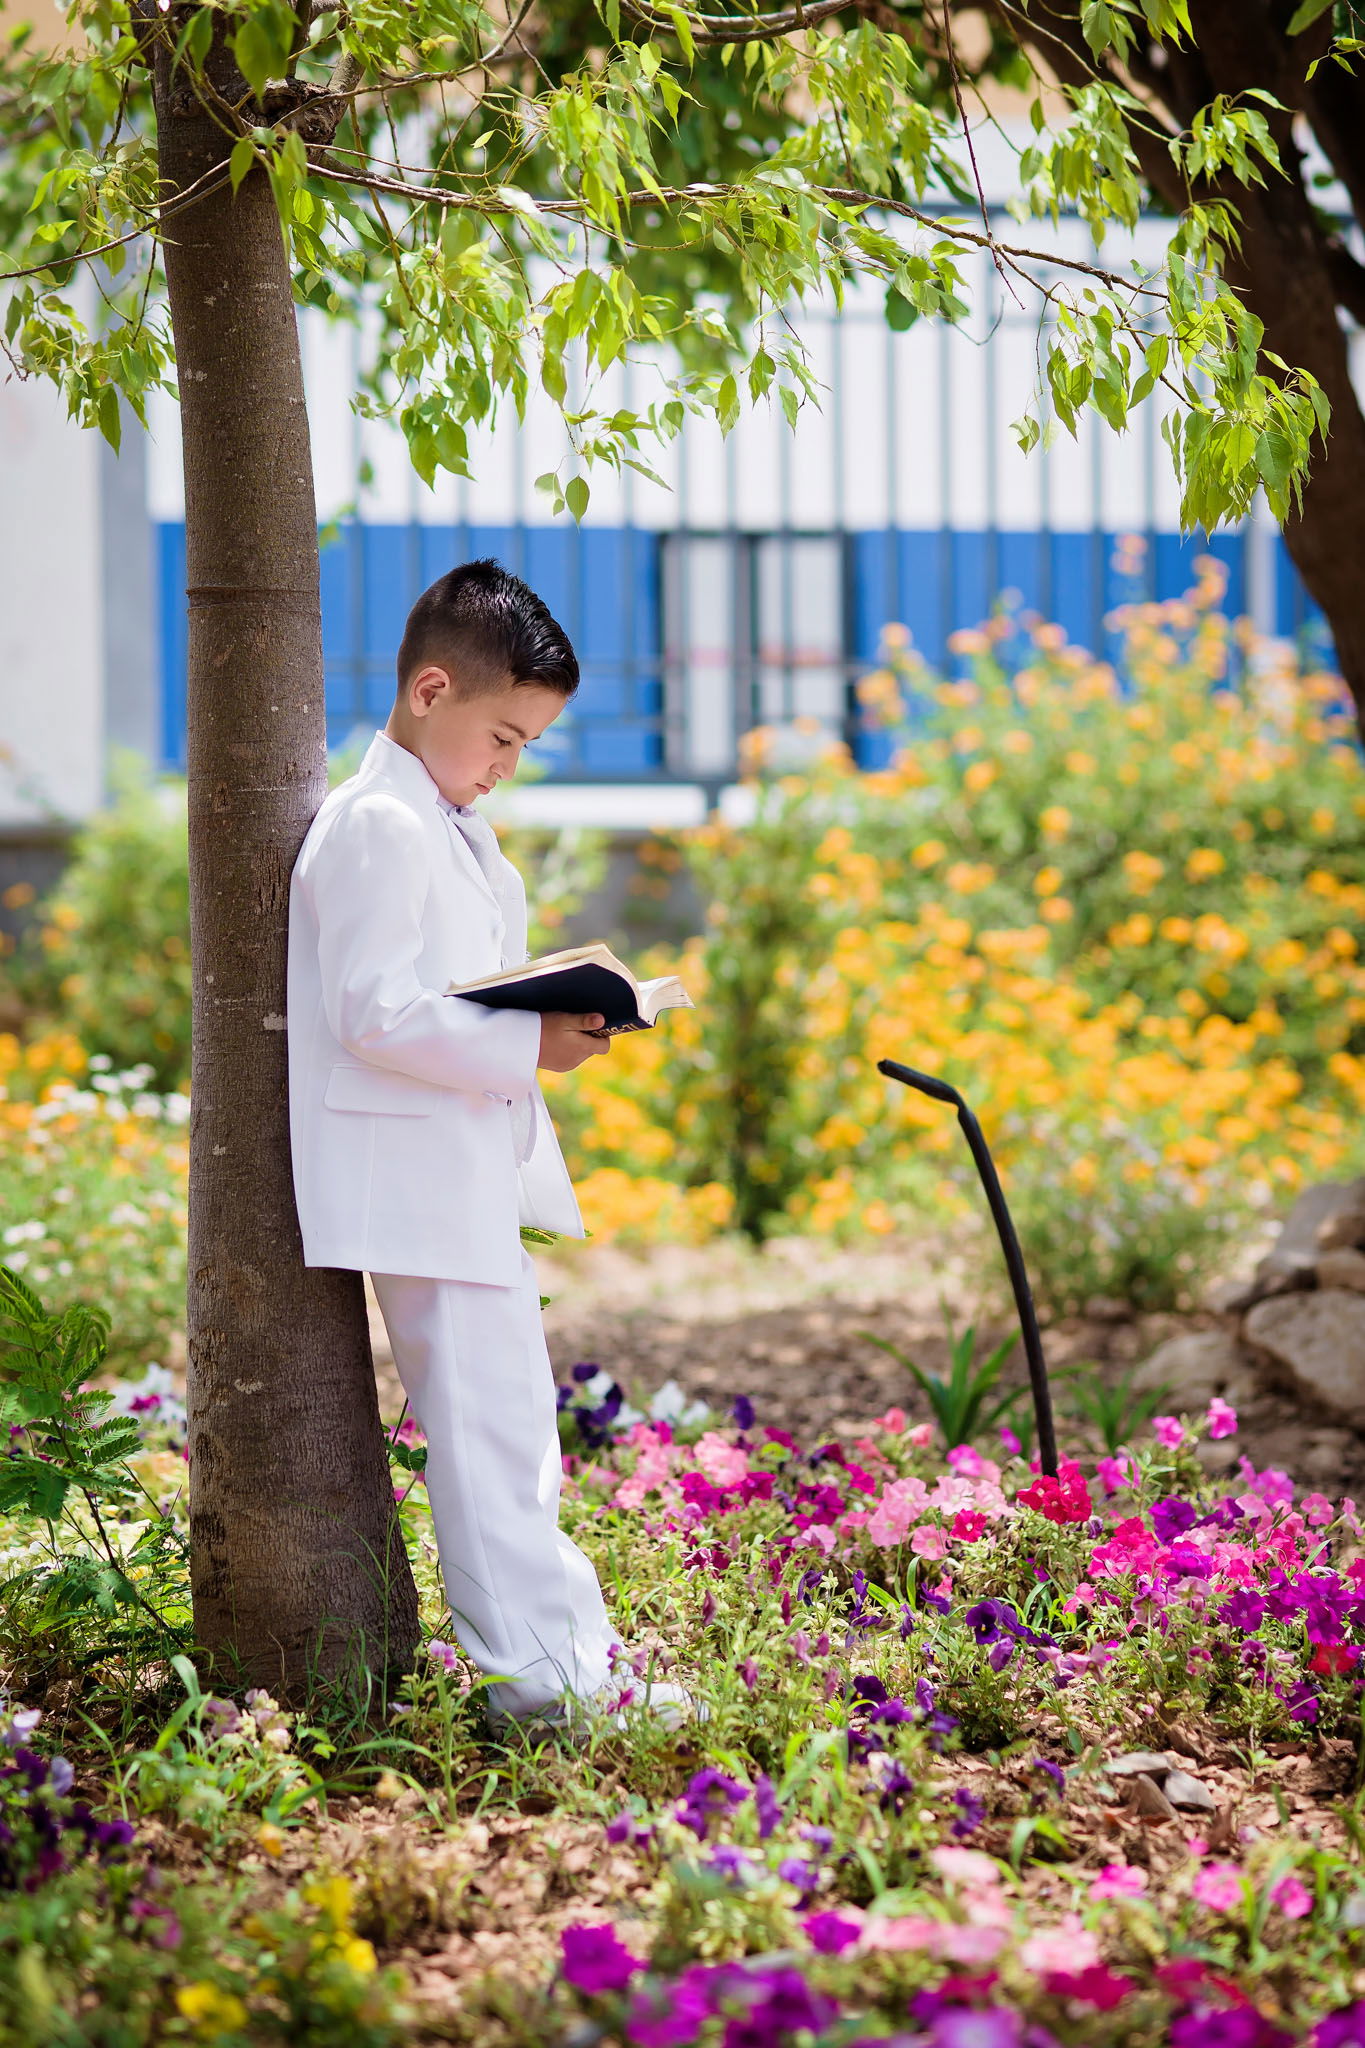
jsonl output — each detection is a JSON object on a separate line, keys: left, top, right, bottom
{"left": 3, "top": 1222, "right": 45, "bottom": 1246}
{"left": 108, "top": 1204, "right": 148, "bottom": 1230}
{"left": 649, "top": 1379, "right": 711, "bottom": 1427}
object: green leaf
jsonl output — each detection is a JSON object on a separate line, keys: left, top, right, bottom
{"left": 565, "top": 474, "right": 590, "bottom": 522}
{"left": 229, "top": 137, "right": 257, "bottom": 195}
{"left": 1287, "top": 0, "right": 1335, "bottom": 31}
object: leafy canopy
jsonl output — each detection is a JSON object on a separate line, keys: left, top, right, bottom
{"left": 0, "top": 0, "right": 1337, "bottom": 525}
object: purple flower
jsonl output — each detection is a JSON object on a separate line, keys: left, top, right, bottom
{"left": 740, "top": 1658, "right": 759, "bottom": 1690}
{"left": 753, "top": 1774, "right": 781, "bottom": 1841}
{"left": 626, "top": 1976, "right": 713, "bottom": 2048}
{"left": 571, "top": 1362, "right": 600, "bottom": 1384}
{"left": 950, "top": 1788, "right": 986, "bottom": 1838}
{"left": 923, "top": 2009, "right": 1025, "bottom": 2048}
{"left": 1315, "top": 2005, "right": 1365, "bottom": 2048}
{"left": 721, "top": 1967, "right": 837, "bottom": 2048}
{"left": 1151, "top": 1496, "right": 1199, "bottom": 1542}
{"left": 677, "top": 1769, "right": 747, "bottom": 1840}
{"left": 732, "top": 1396, "right": 756, "bottom": 1430}
{"left": 1219, "top": 1590, "right": 1267, "bottom": 1632}
{"left": 606, "top": 1809, "right": 652, "bottom": 1848}
{"left": 1171, "top": 2009, "right": 1294, "bottom": 2048}
{"left": 1033, "top": 1757, "right": 1067, "bottom": 1798}
{"left": 706, "top": 1844, "right": 756, "bottom": 1882}
{"left": 987, "top": 1641, "right": 1015, "bottom": 1673}
{"left": 802, "top": 1910, "right": 861, "bottom": 1955}
{"left": 1285, "top": 1680, "right": 1320, "bottom": 1725}
{"left": 561, "top": 1922, "right": 646, "bottom": 1995}
{"left": 93, "top": 1817, "right": 136, "bottom": 1857}
{"left": 776, "top": 1856, "right": 819, "bottom": 1899}
{"left": 47, "top": 1758, "right": 73, "bottom": 1798}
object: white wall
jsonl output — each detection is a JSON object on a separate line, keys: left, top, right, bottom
{"left": 0, "top": 373, "right": 105, "bottom": 827}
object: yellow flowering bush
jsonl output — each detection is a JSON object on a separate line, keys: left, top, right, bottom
{"left": 554, "top": 559, "right": 1365, "bottom": 1306}
{"left": 0, "top": 1033, "right": 187, "bottom": 1365}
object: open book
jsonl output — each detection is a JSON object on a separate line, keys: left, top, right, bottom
{"left": 448, "top": 943, "right": 693, "bottom": 1036}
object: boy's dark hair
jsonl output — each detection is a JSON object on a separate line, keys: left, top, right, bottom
{"left": 396, "top": 558, "right": 579, "bottom": 700}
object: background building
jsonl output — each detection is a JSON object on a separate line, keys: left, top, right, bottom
{"left": 0, "top": 169, "right": 1335, "bottom": 900}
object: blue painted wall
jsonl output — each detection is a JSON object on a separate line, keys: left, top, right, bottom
{"left": 157, "top": 520, "right": 1325, "bottom": 778}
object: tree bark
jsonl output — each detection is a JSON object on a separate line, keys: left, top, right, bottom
{"left": 152, "top": 41, "right": 420, "bottom": 1697}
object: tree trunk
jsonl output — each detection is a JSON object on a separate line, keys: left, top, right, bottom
{"left": 152, "top": 47, "right": 420, "bottom": 1697}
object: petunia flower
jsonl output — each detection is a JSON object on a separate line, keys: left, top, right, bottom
{"left": 1192, "top": 1863, "right": 1246, "bottom": 1913}
{"left": 1206, "top": 1397, "right": 1238, "bottom": 1439}
{"left": 1090, "top": 1862, "right": 1148, "bottom": 1901}
{"left": 561, "top": 1922, "right": 646, "bottom": 1995}
{"left": 1153, "top": 1415, "right": 1186, "bottom": 1449}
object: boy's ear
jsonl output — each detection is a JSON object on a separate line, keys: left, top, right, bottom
{"left": 408, "top": 664, "right": 455, "bottom": 717}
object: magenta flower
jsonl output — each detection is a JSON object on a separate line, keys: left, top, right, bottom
{"left": 1089, "top": 1862, "right": 1147, "bottom": 1901}
{"left": 1314, "top": 2004, "right": 1365, "bottom": 2047}
{"left": 1192, "top": 1863, "right": 1246, "bottom": 1914}
{"left": 1045, "top": 1964, "right": 1134, "bottom": 2011}
{"left": 561, "top": 1922, "right": 646, "bottom": 1995}
{"left": 1206, "top": 1397, "right": 1238, "bottom": 1439}
{"left": 1153, "top": 1415, "right": 1186, "bottom": 1449}
{"left": 801, "top": 1909, "right": 862, "bottom": 1954}
{"left": 1269, "top": 1872, "right": 1312, "bottom": 1920}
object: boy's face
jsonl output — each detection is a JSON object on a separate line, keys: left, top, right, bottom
{"left": 392, "top": 668, "right": 568, "bottom": 806}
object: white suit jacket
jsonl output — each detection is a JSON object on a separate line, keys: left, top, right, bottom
{"left": 287, "top": 730, "right": 584, "bottom": 1285}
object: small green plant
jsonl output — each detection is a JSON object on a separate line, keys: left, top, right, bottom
{"left": 108, "top": 1656, "right": 324, "bottom": 1848}
{"left": 0, "top": 1265, "right": 191, "bottom": 1673}
{"left": 1065, "top": 1365, "right": 1173, "bottom": 1455}
{"left": 861, "top": 1314, "right": 1026, "bottom": 1449}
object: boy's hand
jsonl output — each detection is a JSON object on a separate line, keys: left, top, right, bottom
{"left": 538, "top": 1012, "right": 611, "bottom": 1072}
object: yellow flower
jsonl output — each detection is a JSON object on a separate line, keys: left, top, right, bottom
{"left": 1122, "top": 850, "right": 1165, "bottom": 895}
{"left": 1311, "top": 806, "right": 1336, "bottom": 835}
{"left": 176, "top": 1984, "right": 249, "bottom": 2036}
{"left": 1185, "top": 847, "right": 1225, "bottom": 882}
{"left": 1033, "top": 867, "right": 1064, "bottom": 899}
{"left": 256, "top": 1822, "right": 286, "bottom": 1858}
{"left": 341, "top": 1937, "right": 378, "bottom": 1975}
{"left": 1039, "top": 897, "right": 1073, "bottom": 923}
{"left": 963, "top": 760, "right": 997, "bottom": 794}
{"left": 1039, "top": 806, "right": 1071, "bottom": 839}
{"left": 1063, "top": 749, "right": 1096, "bottom": 776}
{"left": 911, "top": 840, "right": 946, "bottom": 870}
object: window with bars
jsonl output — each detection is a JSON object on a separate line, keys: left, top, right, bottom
{"left": 661, "top": 533, "right": 851, "bottom": 777}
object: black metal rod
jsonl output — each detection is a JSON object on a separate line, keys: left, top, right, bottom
{"left": 877, "top": 1058, "right": 1059, "bottom": 1478}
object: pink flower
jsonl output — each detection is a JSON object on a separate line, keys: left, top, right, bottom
{"left": 428, "top": 1638, "right": 460, "bottom": 1673}
{"left": 1062, "top": 1582, "right": 1095, "bottom": 1615}
{"left": 1020, "top": 1914, "right": 1100, "bottom": 1978}
{"left": 947, "top": 1444, "right": 988, "bottom": 1479}
{"left": 1205, "top": 1397, "right": 1238, "bottom": 1439}
{"left": 930, "top": 1846, "right": 1002, "bottom": 1889}
{"left": 859, "top": 1913, "right": 942, "bottom": 1953}
{"left": 1269, "top": 1873, "right": 1312, "bottom": 1920}
{"left": 1192, "top": 1863, "right": 1246, "bottom": 1913}
{"left": 693, "top": 1433, "right": 750, "bottom": 1490}
{"left": 874, "top": 1407, "right": 907, "bottom": 1433}
{"left": 907, "top": 1422, "right": 934, "bottom": 1448}
{"left": 561, "top": 1922, "right": 646, "bottom": 1994}
{"left": 911, "top": 1523, "right": 949, "bottom": 1561}
{"left": 1096, "top": 1452, "right": 1139, "bottom": 1495}
{"left": 1018, "top": 1471, "right": 1093, "bottom": 1524}
{"left": 1153, "top": 1415, "right": 1186, "bottom": 1449}
{"left": 1301, "top": 1493, "right": 1336, "bottom": 1527}
{"left": 951, "top": 1510, "right": 987, "bottom": 1543}
{"left": 867, "top": 1477, "right": 929, "bottom": 1547}
{"left": 1089, "top": 1862, "right": 1147, "bottom": 1902}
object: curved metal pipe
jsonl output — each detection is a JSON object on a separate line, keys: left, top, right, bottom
{"left": 877, "top": 1057, "right": 1059, "bottom": 1478}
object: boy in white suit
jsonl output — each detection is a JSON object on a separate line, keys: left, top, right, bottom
{"left": 288, "top": 560, "right": 691, "bottom": 1730}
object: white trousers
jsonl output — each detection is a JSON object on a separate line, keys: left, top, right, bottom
{"left": 371, "top": 1253, "right": 623, "bottom": 1718}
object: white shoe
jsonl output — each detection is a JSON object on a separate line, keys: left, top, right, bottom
{"left": 488, "top": 1676, "right": 707, "bottom": 1739}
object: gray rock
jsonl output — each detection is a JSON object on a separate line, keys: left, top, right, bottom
{"left": 1317, "top": 1247, "right": 1365, "bottom": 1294}
{"left": 1318, "top": 1185, "right": 1365, "bottom": 1252}
{"left": 1131, "top": 1329, "right": 1244, "bottom": 1404}
{"left": 1204, "top": 1275, "right": 1262, "bottom": 1316}
{"left": 1243, "top": 1289, "right": 1365, "bottom": 1423}
{"left": 1163, "top": 1770, "right": 1216, "bottom": 1813}
{"left": 1106, "top": 1751, "right": 1176, "bottom": 1780}
{"left": 1129, "top": 1773, "right": 1179, "bottom": 1820}
{"left": 1254, "top": 1180, "right": 1365, "bottom": 1293}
